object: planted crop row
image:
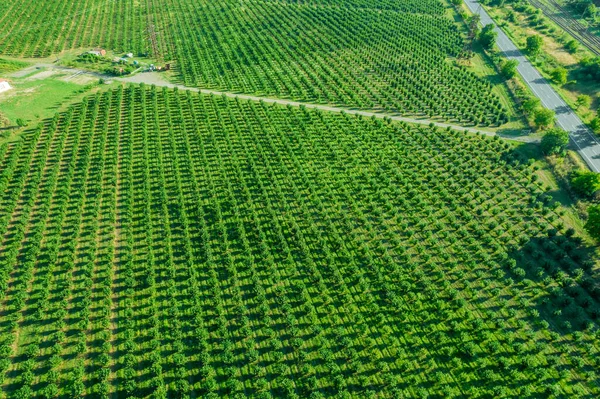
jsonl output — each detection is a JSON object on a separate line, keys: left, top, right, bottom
{"left": 0, "top": 85, "right": 598, "bottom": 398}
{"left": 0, "top": 0, "right": 148, "bottom": 57}
{"left": 0, "top": 0, "right": 508, "bottom": 126}
{"left": 167, "top": 0, "right": 507, "bottom": 125}
{"left": 259, "top": 0, "right": 445, "bottom": 14}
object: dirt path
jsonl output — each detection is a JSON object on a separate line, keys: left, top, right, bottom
{"left": 11, "top": 63, "right": 537, "bottom": 143}
{"left": 119, "top": 73, "right": 536, "bottom": 143}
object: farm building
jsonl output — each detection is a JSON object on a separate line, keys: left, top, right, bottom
{"left": 0, "top": 79, "right": 12, "bottom": 93}
{"left": 87, "top": 48, "right": 106, "bottom": 57}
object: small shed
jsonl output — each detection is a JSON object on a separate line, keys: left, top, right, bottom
{"left": 0, "top": 79, "right": 12, "bottom": 93}
{"left": 87, "top": 49, "right": 106, "bottom": 57}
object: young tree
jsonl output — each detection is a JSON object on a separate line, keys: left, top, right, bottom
{"left": 590, "top": 117, "right": 600, "bottom": 133}
{"left": 501, "top": 59, "right": 519, "bottom": 78}
{"left": 575, "top": 94, "right": 592, "bottom": 109}
{"left": 533, "top": 108, "right": 556, "bottom": 129}
{"left": 522, "top": 97, "right": 541, "bottom": 113}
{"left": 526, "top": 35, "right": 543, "bottom": 57}
{"left": 578, "top": 56, "right": 600, "bottom": 82}
{"left": 571, "top": 171, "right": 600, "bottom": 197}
{"left": 479, "top": 25, "right": 497, "bottom": 51}
{"left": 565, "top": 39, "right": 579, "bottom": 54}
{"left": 585, "top": 204, "right": 600, "bottom": 240}
{"left": 584, "top": 3, "right": 597, "bottom": 20}
{"left": 540, "top": 128, "right": 569, "bottom": 155}
{"left": 551, "top": 67, "right": 568, "bottom": 85}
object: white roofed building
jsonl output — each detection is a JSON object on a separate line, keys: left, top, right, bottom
{"left": 0, "top": 79, "right": 12, "bottom": 93}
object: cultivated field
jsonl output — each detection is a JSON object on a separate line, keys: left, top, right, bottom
{"left": 0, "top": 0, "right": 507, "bottom": 125}
{"left": 0, "top": 85, "right": 598, "bottom": 398}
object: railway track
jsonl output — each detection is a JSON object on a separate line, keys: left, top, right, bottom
{"left": 528, "top": 0, "right": 600, "bottom": 56}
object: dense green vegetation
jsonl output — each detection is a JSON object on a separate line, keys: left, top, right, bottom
{"left": 0, "top": 0, "right": 508, "bottom": 125}
{"left": 0, "top": 84, "right": 598, "bottom": 398}
{"left": 263, "top": 0, "right": 446, "bottom": 13}
{"left": 0, "top": 58, "right": 26, "bottom": 74}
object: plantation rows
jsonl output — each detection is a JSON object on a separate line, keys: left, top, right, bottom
{"left": 0, "top": 0, "right": 148, "bottom": 57}
{"left": 0, "top": 85, "right": 598, "bottom": 398}
{"left": 168, "top": 0, "right": 507, "bottom": 125}
{"left": 0, "top": 0, "right": 507, "bottom": 126}
{"left": 259, "top": 0, "right": 445, "bottom": 14}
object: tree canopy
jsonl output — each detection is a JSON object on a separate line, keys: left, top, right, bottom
{"left": 551, "top": 67, "right": 568, "bottom": 85}
{"left": 526, "top": 35, "right": 543, "bottom": 56}
{"left": 540, "top": 128, "right": 569, "bottom": 155}
{"left": 534, "top": 108, "right": 556, "bottom": 129}
{"left": 578, "top": 57, "right": 600, "bottom": 82}
{"left": 585, "top": 204, "right": 600, "bottom": 240}
{"left": 501, "top": 59, "right": 519, "bottom": 79}
{"left": 571, "top": 170, "right": 600, "bottom": 197}
{"left": 479, "top": 24, "right": 497, "bottom": 51}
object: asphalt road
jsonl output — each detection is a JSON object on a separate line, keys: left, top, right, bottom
{"left": 464, "top": 0, "right": 600, "bottom": 172}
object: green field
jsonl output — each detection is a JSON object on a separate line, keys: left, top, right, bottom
{"left": 1, "top": 0, "right": 599, "bottom": 398}
{"left": 0, "top": 0, "right": 509, "bottom": 126}
{"left": 0, "top": 84, "right": 598, "bottom": 398}
{"left": 0, "top": 78, "right": 90, "bottom": 126}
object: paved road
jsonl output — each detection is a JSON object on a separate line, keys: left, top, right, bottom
{"left": 463, "top": 0, "right": 600, "bottom": 171}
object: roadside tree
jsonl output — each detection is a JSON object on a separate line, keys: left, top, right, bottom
{"left": 540, "top": 128, "right": 569, "bottom": 155}
{"left": 533, "top": 108, "right": 556, "bottom": 129}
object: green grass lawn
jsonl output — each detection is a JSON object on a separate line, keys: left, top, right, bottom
{"left": 0, "top": 72, "right": 100, "bottom": 143}
{"left": 0, "top": 78, "right": 82, "bottom": 123}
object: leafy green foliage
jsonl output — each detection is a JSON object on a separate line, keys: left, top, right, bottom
{"left": 565, "top": 39, "right": 579, "bottom": 53}
{"left": 571, "top": 170, "right": 600, "bottom": 197}
{"left": 585, "top": 204, "right": 600, "bottom": 240}
{"left": 576, "top": 94, "right": 592, "bottom": 109}
{"left": 540, "top": 128, "right": 569, "bottom": 155}
{"left": 0, "top": 58, "right": 27, "bottom": 73}
{"left": 526, "top": 35, "right": 543, "bottom": 57}
{"left": 0, "top": 0, "right": 507, "bottom": 125}
{"left": 590, "top": 117, "right": 600, "bottom": 133}
{"left": 479, "top": 24, "right": 497, "bottom": 51}
{"left": 550, "top": 67, "right": 568, "bottom": 85}
{"left": 578, "top": 56, "right": 600, "bottom": 82}
{"left": 522, "top": 97, "right": 541, "bottom": 113}
{"left": 0, "top": 85, "right": 597, "bottom": 398}
{"left": 533, "top": 108, "right": 556, "bottom": 129}
{"left": 501, "top": 59, "right": 519, "bottom": 78}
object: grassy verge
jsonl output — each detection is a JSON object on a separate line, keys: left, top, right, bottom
{"left": 444, "top": 0, "right": 529, "bottom": 135}
{"left": 0, "top": 58, "right": 28, "bottom": 74}
{"left": 0, "top": 66, "right": 104, "bottom": 144}
{"left": 484, "top": 4, "right": 599, "bottom": 127}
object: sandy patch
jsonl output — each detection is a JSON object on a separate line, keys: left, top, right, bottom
{"left": 524, "top": 27, "right": 578, "bottom": 66}
{"left": 60, "top": 72, "right": 98, "bottom": 85}
{"left": 26, "top": 69, "right": 60, "bottom": 81}
{"left": 9, "top": 66, "right": 39, "bottom": 78}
